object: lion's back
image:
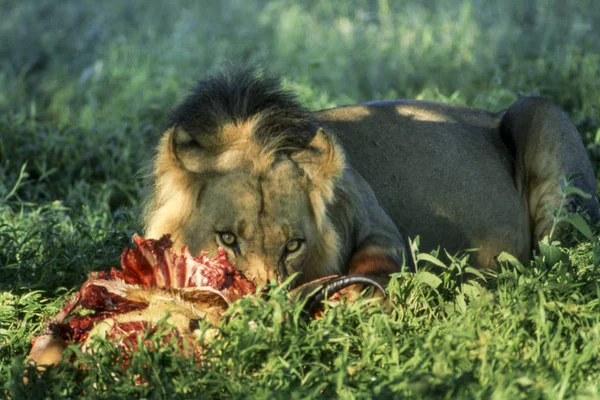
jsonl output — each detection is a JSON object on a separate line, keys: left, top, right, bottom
{"left": 315, "top": 100, "right": 531, "bottom": 266}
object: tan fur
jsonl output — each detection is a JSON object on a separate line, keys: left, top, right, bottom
{"left": 291, "top": 129, "right": 346, "bottom": 231}
{"left": 204, "top": 119, "right": 281, "bottom": 174}
{"left": 145, "top": 118, "right": 351, "bottom": 286}
{"left": 301, "top": 218, "right": 343, "bottom": 282}
{"left": 145, "top": 132, "right": 201, "bottom": 247}
{"left": 146, "top": 119, "right": 288, "bottom": 249}
{"left": 172, "top": 118, "right": 292, "bottom": 176}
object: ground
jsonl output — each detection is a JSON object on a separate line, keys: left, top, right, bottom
{"left": 1, "top": 0, "right": 600, "bottom": 398}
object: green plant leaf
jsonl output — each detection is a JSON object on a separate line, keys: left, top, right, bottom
{"left": 417, "top": 253, "right": 448, "bottom": 269}
{"left": 562, "top": 186, "right": 592, "bottom": 199}
{"left": 455, "top": 293, "right": 467, "bottom": 314}
{"left": 415, "top": 271, "right": 442, "bottom": 289}
{"left": 497, "top": 252, "right": 525, "bottom": 272}
{"left": 464, "top": 267, "right": 486, "bottom": 281}
{"left": 460, "top": 283, "right": 480, "bottom": 300}
{"left": 538, "top": 240, "right": 567, "bottom": 266}
{"left": 563, "top": 213, "right": 594, "bottom": 240}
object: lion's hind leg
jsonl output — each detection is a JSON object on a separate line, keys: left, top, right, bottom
{"left": 500, "top": 97, "right": 599, "bottom": 243}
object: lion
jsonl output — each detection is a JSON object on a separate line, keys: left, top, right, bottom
{"left": 143, "top": 66, "right": 598, "bottom": 291}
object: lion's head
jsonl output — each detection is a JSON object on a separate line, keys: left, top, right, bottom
{"left": 144, "top": 67, "right": 347, "bottom": 286}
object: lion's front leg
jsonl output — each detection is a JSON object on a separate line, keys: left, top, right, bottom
{"left": 345, "top": 169, "right": 407, "bottom": 282}
{"left": 327, "top": 169, "right": 407, "bottom": 301}
{"left": 348, "top": 244, "right": 405, "bottom": 283}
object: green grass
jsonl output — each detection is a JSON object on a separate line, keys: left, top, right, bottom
{"left": 1, "top": 0, "right": 600, "bottom": 398}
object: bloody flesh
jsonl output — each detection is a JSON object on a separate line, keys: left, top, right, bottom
{"left": 29, "top": 235, "right": 257, "bottom": 363}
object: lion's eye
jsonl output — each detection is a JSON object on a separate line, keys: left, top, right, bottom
{"left": 218, "top": 232, "right": 237, "bottom": 247}
{"left": 285, "top": 239, "right": 302, "bottom": 253}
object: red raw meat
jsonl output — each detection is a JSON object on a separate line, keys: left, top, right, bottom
{"left": 28, "top": 234, "right": 256, "bottom": 367}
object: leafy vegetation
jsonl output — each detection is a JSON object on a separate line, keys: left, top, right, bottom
{"left": 1, "top": 0, "right": 600, "bottom": 397}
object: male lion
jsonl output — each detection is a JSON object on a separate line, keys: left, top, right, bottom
{"left": 144, "top": 67, "right": 598, "bottom": 289}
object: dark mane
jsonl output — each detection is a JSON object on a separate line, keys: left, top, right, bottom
{"left": 168, "top": 66, "right": 317, "bottom": 150}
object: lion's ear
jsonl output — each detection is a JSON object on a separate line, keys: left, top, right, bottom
{"left": 168, "top": 125, "right": 207, "bottom": 173}
{"left": 292, "top": 128, "right": 345, "bottom": 206}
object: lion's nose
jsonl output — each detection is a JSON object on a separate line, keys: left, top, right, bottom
{"left": 245, "top": 254, "right": 278, "bottom": 285}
